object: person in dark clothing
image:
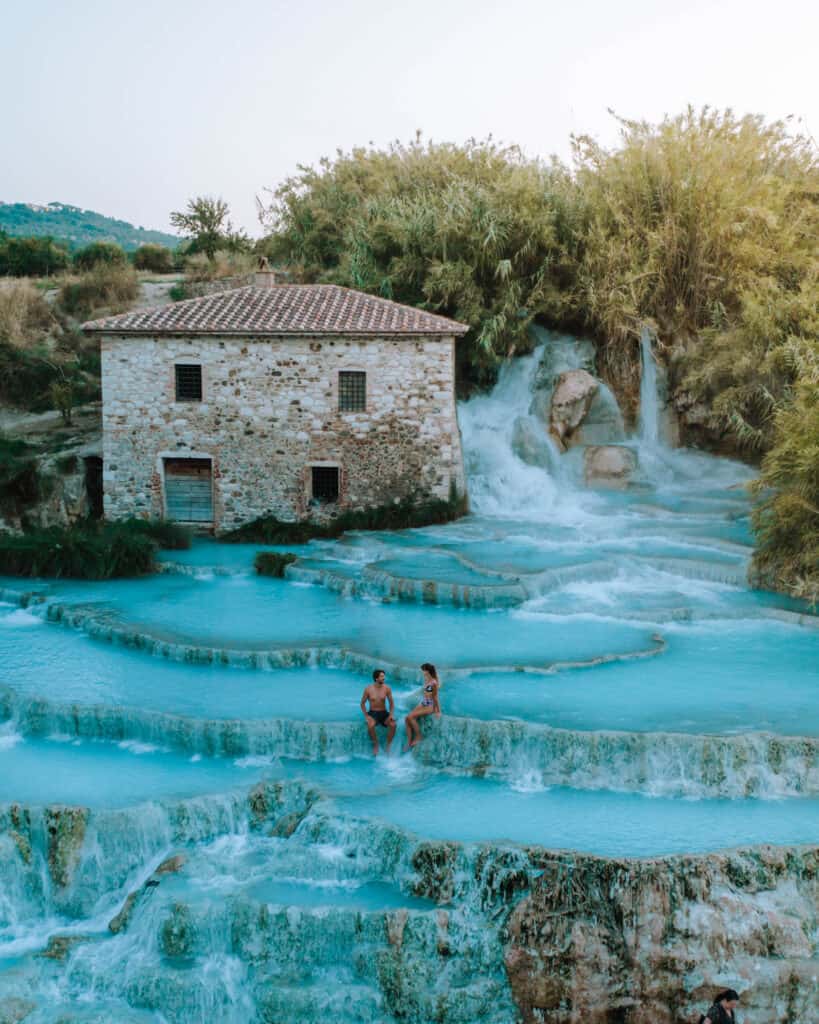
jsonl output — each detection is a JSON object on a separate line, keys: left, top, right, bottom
{"left": 703, "top": 989, "right": 739, "bottom": 1024}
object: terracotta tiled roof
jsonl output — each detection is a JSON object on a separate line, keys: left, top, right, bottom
{"left": 82, "top": 284, "right": 469, "bottom": 337}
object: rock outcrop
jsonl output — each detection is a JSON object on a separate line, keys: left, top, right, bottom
{"left": 583, "top": 445, "right": 639, "bottom": 489}
{"left": 511, "top": 416, "right": 558, "bottom": 470}
{"left": 504, "top": 845, "right": 819, "bottom": 1024}
{"left": 44, "top": 805, "right": 87, "bottom": 889}
{"left": 547, "top": 370, "right": 599, "bottom": 451}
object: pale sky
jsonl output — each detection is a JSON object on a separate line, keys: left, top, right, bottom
{"left": 2, "top": 0, "right": 817, "bottom": 237}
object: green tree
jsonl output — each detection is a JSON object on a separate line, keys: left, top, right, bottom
{"left": 170, "top": 196, "right": 249, "bottom": 260}
{"left": 73, "top": 241, "right": 127, "bottom": 270}
{"left": 0, "top": 235, "right": 70, "bottom": 276}
{"left": 133, "top": 244, "right": 174, "bottom": 273}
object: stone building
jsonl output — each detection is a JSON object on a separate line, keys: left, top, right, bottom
{"left": 83, "top": 272, "right": 468, "bottom": 531}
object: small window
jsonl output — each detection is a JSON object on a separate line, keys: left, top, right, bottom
{"left": 311, "top": 466, "right": 339, "bottom": 504}
{"left": 175, "top": 364, "right": 202, "bottom": 402}
{"left": 338, "top": 371, "right": 366, "bottom": 412}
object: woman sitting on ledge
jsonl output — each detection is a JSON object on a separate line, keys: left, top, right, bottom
{"left": 404, "top": 662, "right": 441, "bottom": 750}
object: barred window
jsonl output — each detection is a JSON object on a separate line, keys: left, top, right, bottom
{"left": 338, "top": 371, "right": 366, "bottom": 412}
{"left": 175, "top": 364, "right": 202, "bottom": 402}
{"left": 311, "top": 466, "right": 339, "bottom": 503}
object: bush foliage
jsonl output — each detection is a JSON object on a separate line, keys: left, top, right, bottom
{"left": 0, "top": 235, "right": 70, "bottom": 277}
{"left": 224, "top": 493, "right": 468, "bottom": 544}
{"left": 260, "top": 113, "right": 819, "bottom": 598}
{"left": 260, "top": 137, "right": 581, "bottom": 386}
{"left": 58, "top": 263, "right": 139, "bottom": 319}
{"left": 73, "top": 242, "right": 128, "bottom": 271}
{"left": 254, "top": 551, "right": 299, "bottom": 577}
{"left": 133, "top": 244, "right": 175, "bottom": 273}
{"left": 0, "top": 282, "right": 56, "bottom": 346}
{"left": 0, "top": 437, "right": 48, "bottom": 518}
{"left": 571, "top": 109, "right": 819, "bottom": 437}
{"left": 0, "top": 519, "right": 191, "bottom": 579}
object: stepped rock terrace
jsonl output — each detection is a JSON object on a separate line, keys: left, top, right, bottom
{"left": 0, "top": 332, "right": 817, "bottom": 1021}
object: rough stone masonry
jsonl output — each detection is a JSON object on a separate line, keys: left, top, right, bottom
{"left": 85, "top": 279, "right": 468, "bottom": 531}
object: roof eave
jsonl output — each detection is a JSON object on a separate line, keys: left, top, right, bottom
{"left": 83, "top": 327, "right": 470, "bottom": 338}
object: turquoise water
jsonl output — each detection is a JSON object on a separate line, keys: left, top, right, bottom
{"left": 11, "top": 576, "right": 657, "bottom": 667}
{"left": 0, "top": 733, "right": 256, "bottom": 807}
{"left": 244, "top": 879, "right": 433, "bottom": 910}
{"left": 445, "top": 620, "right": 819, "bottom": 734}
{"left": 1, "top": 603, "right": 816, "bottom": 734}
{"left": 1, "top": 338, "right": 817, "bottom": 1022}
{"left": 0, "top": 605, "right": 367, "bottom": 720}
{"left": 337, "top": 775, "right": 819, "bottom": 856}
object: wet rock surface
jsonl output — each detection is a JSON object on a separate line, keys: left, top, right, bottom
{"left": 44, "top": 805, "right": 87, "bottom": 888}
{"left": 547, "top": 369, "right": 600, "bottom": 450}
{"left": 0, "top": 998, "right": 35, "bottom": 1024}
{"left": 583, "top": 444, "right": 639, "bottom": 488}
{"left": 504, "top": 846, "right": 819, "bottom": 1023}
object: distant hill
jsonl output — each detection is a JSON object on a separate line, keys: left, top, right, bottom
{"left": 0, "top": 202, "right": 179, "bottom": 251}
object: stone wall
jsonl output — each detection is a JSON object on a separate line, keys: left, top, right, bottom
{"left": 100, "top": 333, "right": 465, "bottom": 530}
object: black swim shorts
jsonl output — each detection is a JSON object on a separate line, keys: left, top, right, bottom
{"left": 369, "top": 709, "right": 390, "bottom": 727}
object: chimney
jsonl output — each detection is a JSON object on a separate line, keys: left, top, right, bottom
{"left": 254, "top": 269, "right": 278, "bottom": 289}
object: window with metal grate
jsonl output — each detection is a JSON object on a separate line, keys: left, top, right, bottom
{"left": 175, "top": 364, "right": 202, "bottom": 402}
{"left": 311, "top": 466, "right": 340, "bottom": 503}
{"left": 338, "top": 371, "right": 366, "bottom": 412}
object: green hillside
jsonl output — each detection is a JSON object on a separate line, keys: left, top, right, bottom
{"left": 0, "top": 202, "right": 179, "bottom": 251}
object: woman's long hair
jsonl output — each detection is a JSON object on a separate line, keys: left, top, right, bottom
{"left": 420, "top": 662, "right": 438, "bottom": 681}
{"left": 714, "top": 990, "right": 739, "bottom": 1004}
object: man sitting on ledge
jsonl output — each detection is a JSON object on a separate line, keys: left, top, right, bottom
{"left": 360, "top": 669, "right": 396, "bottom": 756}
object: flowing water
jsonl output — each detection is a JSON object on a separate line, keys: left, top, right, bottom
{"left": 0, "top": 331, "right": 816, "bottom": 1020}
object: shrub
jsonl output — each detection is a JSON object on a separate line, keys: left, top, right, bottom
{"left": 58, "top": 263, "right": 139, "bottom": 319}
{"left": 183, "top": 249, "right": 256, "bottom": 282}
{"left": 0, "top": 341, "right": 60, "bottom": 410}
{"left": 0, "top": 236, "right": 70, "bottom": 277}
{"left": 125, "top": 517, "right": 191, "bottom": 550}
{"left": 571, "top": 109, "right": 819, "bottom": 430}
{"left": 750, "top": 349, "right": 819, "bottom": 604}
{"left": 0, "top": 281, "right": 56, "bottom": 346}
{"left": 0, "top": 437, "right": 48, "bottom": 517}
{"left": 224, "top": 493, "right": 467, "bottom": 544}
{"left": 133, "top": 244, "right": 174, "bottom": 273}
{"left": 0, "top": 518, "right": 191, "bottom": 579}
{"left": 254, "top": 551, "right": 298, "bottom": 577}
{"left": 72, "top": 242, "right": 127, "bottom": 271}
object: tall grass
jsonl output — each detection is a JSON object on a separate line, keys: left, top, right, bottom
{"left": 750, "top": 347, "right": 819, "bottom": 604}
{"left": 261, "top": 137, "right": 582, "bottom": 387}
{"left": 0, "top": 281, "right": 56, "bottom": 347}
{"left": 571, "top": 109, "right": 819, "bottom": 432}
{"left": 58, "top": 263, "right": 139, "bottom": 320}
{"left": 262, "top": 113, "right": 818, "bottom": 597}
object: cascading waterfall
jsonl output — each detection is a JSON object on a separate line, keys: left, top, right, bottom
{"left": 0, "top": 326, "right": 815, "bottom": 1022}
{"left": 638, "top": 326, "right": 660, "bottom": 446}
